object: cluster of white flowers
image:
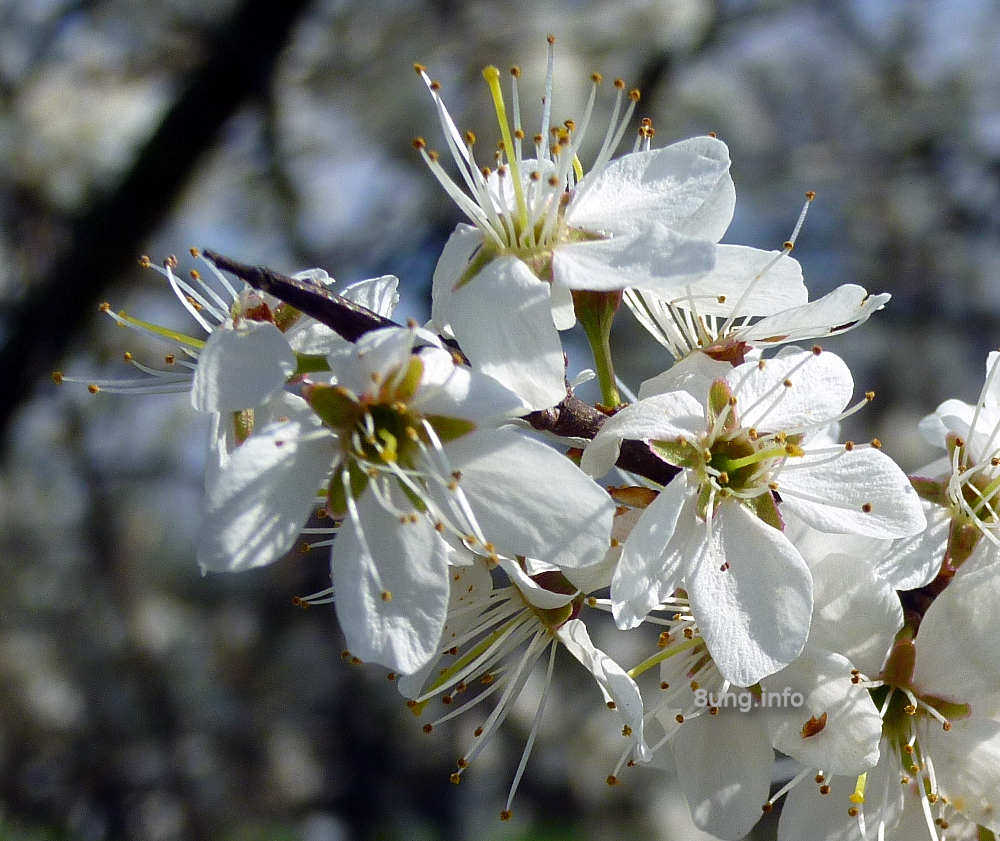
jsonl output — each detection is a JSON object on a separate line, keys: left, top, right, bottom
{"left": 55, "top": 38, "right": 1000, "bottom": 841}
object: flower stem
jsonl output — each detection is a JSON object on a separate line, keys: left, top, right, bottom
{"left": 572, "top": 289, "right": 622, "bottom": 408}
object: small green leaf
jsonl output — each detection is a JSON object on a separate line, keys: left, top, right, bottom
{"left": 746, "top": 491, "right": 783, "bottom": 531}
{"left": 425, "top": 414, "right": 476, "bottom": 443}
{"left": 306, "top": 384, "right": 358, "bottom": 429}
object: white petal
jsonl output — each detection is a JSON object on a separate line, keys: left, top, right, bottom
{"left": 874, "top": 501, "right": 950, "bottom": 590}
{"left": 766, "top": 648, "right": 882, "bottom": 775}
{"left": 197, "top": 415, "right": 333, "bottom": 573}
{"left": 687, "top": 502, "right": 813, "bottom": 686}
{"left": 445, "top": 256, "right": 566, "bottom": 411}
{"left": 430, "top": 223, "right": 483, "bottom": 332}
{"left": 497, "top": 557, "right": 575, "bottom": 609}
{"left": 568, "top": 137, "right": 734, "bottom": 241}
{"left": 549, "top": 279, "right": 576, "bottom": 330}
{"left": 728, "top": 347, "right": 853, "bottom": 431}
{"left": 808, "top": 552, "right": 902, "bottom": 677}
{"left": 557, "top": 619, "right": 651, "bottom": 763}
{"left": 683, "top": 245, "right": 807, "bottom": 316}
{"left": 580, "top": 390, "right": 705, "bottom": 478}
{"left": 396, "top": 560, "right": 493, "bottom": 696}
{"left": 777, "top": 447, "right": 926, "bottom": 539}
{"left": 409, "top": 346, "right": 524, "bottom": 422}
{"left": 341, "top": 274, "right": 399, "bottom": 317}
{"left": 778, "top": 768, "right": 887, "bottom": 841}
{"left": 637, "top": 353, "right": 733, "bottom": 401}
{"left": 911, "top": 550, "right": 1000, "bottom": 702}
{"left": 670, "top": 711, "right": 773, "bottom": 840}
{"left": 438, "top": 429, "right": 616, "bottom": 569}
{"left": 920, "top": 716, "right": 1000, "bottom": 831}
{"left": 552, "top": 224, "right": 716, "bottom": 292}
{"left": 333, "top": 490, "right": 451, "bottom": 673}
{"left": 611, "top": 478, "right": 696, "bottom": 628}
{"left": 191, "top": 320, "right": 296, "bottom": 412}
{"left": 738, "top": 285, "right": 890, "bottom": 345}
{"left": 325, "top": 326, "right": 415, "bottom": 398}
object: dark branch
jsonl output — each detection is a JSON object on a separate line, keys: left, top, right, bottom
{"left": 204, "top": 251, "right": 680, "bottom": 487}
{"left": 202, "top": 250, "right": 397, "bottom": 341}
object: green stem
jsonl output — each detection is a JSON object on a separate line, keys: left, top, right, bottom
{"left": 573, "top": 289, "right": 622, "bottom": 408}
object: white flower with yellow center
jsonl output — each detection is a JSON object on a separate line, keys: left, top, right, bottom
{"left": 197, "top": 325, "right": 616, "bottom": 673}
{"left": 580, "top": 346, "right": 926, "bottom": 685}
{"left": 778, "top": 553, "right": 1000, "bottom": 841}
{"left": 415, "top": 39, "right": 738, "bottom": 409}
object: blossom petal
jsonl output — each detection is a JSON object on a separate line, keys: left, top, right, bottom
{"left": 911, "top": 549, "right": 1000, "bottom": 702}
{"left": 396, "top": 560, "right": 493, "bottom": 697}
{"left": 557, "top": 619, "right": 651, "bottom": 763}
{"left": 191, "top": 320, "right": 296, "bottom": 412}
{"left": 738, "top": 284, "right": 890, "bottom": 345}
{"left": 683, "top": 245, "right": 807, "bottom": 316}
{"left": 669, "top": 711, "right": 773, "bottom": 840}
{"left": 568, "top": 137, "right": 734, "bottom": 241}
{"left": 920, "top": 716, "right": 1000, "bottom": 831}
{"left": 333, "top": 490, "right": 451, "bottom": 674}
{"left": 444, "top": 256, "right": 566, "bottom": 411}
{"left": 766, "top": 649, "right": 882, "bottom": 775}
{"left": 552, "top": 224, "right": 716, "bottom": 293}
{"left": 778, "top": 755, "right": 902, "bottom": 841}
{"left": 197, "top": 413, "right": 333, "bottom": 573}
{"left": 611, "top": 477, "right": 695, "bottom": 628}
{"left": 776, "top": 447, "right": 926, "bottom": 538}
{"left": 430, "top": 223, "right": 483, "bottom": 331}
{"left": 409, "top": 346, "right": 524, "bottom": 423}
{"left": 728, "top": 347, "right": 854, "bottom": 432}
{"left": 580, "top": 390, "right": 705, "bottom": 478}
{"left": 808, "top": 551, "right": 902, "bottom": 677}
{"left": 687, "top": 502, "right": 813, "bottom": 686}
{"left": 874, "top": 501, "right": 951, "bottom": 590}
{"left": 437, "top": 429, "right": 615, "bottom": 569}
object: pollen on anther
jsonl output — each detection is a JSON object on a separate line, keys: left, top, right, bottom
{"left": 761, "top": 802, "right": 773, "bottom": 813}
{"left": 614, "top": 78, "right": 625, "bottom": 89}
{"left": 474, "top": 726, "right": 483, "bottom": 737}
{"left": 606, "top": 701, "right": 617, "bottom": 710}
{"left": 87, "top": 384, "right": 100, "bottom": 394}
{"left": 456, "top": 757, "right": 469, "bottom": 769}
{"left": 657, "top": 631, "right": 670, "bottom": 648}
{"left": 449, "top": 773, "right": 461, "bottom": 785}
{"left": 819, "top": 784, "right": 831, "bottom": 795}
{"left": 422, "top": 723, "right": 433, "bottom": 734}
{"left": 862, "top": 503, "right": 873, "bottom": 513}
{"left": 847, "top": 807, "right": 859, "bottom": 817}
{"left": 139, "top": 255, "right": 152, "bottom": 268}
{"left": 871, "top": 438, "right": 883, "bottom": 449}
{"left": 675, "top": 713, "right": 684, "bottom": 724}
{"left": 164, "top": 354, "right": 175, "bottom": 365}
{"left": 622, "top": 725, "right": 632, "bottom": 737}
{"left": 783, "top": 378, "right": 793, "bottom": 388}
{"left": 606, "top": 775, "right": 618, "bottom": 786}
{"left": 51, "top": 371, "right": 64, "bottom": 384}
{"left": 865, "top": 391, "right": 876, "bottom": 401}
{"left": 500, "top": 810, "right": 512, "bottom": 821}
{"left": 381, "top": 590, "right": 393, "bottom": 602}
{"left": 758, "top": 360, "right": 767, "bottom": 370}
{"left": 845, "top": 441, "right": 855, "bottom": 451}
{"left": 660, "top": 681, "right": 670, "bottom": 689}
{"left": 99, "top": 302, "right": 111, "bottom": 312}
{"left": 812, "top": 344, "right": 823, "bottom": 355}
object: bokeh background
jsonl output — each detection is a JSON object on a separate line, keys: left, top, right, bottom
{"left": 2, "top": 1, "right": 999, "bottom": 839}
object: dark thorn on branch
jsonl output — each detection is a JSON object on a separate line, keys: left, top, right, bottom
{"left": 202, "top": 249, "right": 397, "bottom": 342}
{"left": 204, "top": 250, "right": 680, "bottom": 487}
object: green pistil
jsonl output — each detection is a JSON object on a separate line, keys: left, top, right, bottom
{"left": 115, "top": 311, "right": 205, "bottom": 350}
{"left": 627, "top": 637, "right": 702, "bottom": 679}
{"left": 483, "top": 65, "right": 529, "bottom": 242}
{"left": 712, "top": 444, "right": 790, "bottom": 474}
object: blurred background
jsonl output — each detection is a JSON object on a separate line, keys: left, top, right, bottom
{"left": 2, "top": 0, "right": 999, "bottom": 838}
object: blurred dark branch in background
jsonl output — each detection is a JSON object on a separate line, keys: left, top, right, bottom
{"left": 0, "top": 0, "right": 313, "bottom": 450}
